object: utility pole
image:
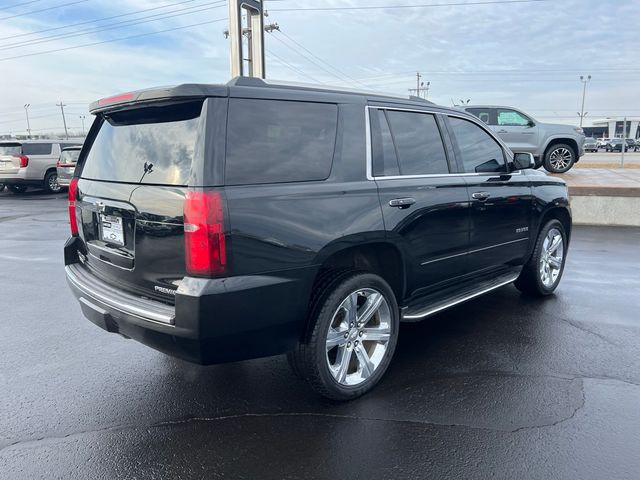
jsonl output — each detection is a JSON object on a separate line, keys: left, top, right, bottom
{"left": 24, "top": 104, "right": 31, "bottom": 138}
{"left": 56, "top": 102, "right": 69, "bottom": 139}
{"left": 578, "top": 75, "right": 591, "bottom": 128}
{"left": 79, "top": 115, "right": 86, "bottom": 136}
{"left": 621, "top": 117, "right": 626, "bottom": 168}
{"left": 409, "top": 72, "right": 429, "bottom": 99}
{"left": 228, "top": 0, "right": 265, "bottom": 78}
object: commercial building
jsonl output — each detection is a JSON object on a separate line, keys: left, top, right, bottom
{"left": 584, "top": 117, "right": 640, "bottom": 139}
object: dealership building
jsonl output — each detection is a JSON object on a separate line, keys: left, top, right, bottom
{"left": 583, "top": 117, "right": 640, "bottom": 139}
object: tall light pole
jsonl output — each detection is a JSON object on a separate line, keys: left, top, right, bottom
{"left": 24, "top": 104, "right": 31, "bottom": 137}
{"left": 578, "top": 75, "right": 591, "bottom": 127}
{"left": 79, "top": 115, "right": 86, "bottom": 136}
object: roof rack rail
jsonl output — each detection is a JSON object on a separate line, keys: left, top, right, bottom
{"left": 408, "top": 95, "right": 435, "bottom": 105}
{"left": 226, "top": 76, "right": 267, "bottom": 87}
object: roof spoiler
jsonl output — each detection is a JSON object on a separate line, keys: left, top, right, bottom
{"left": 89, "top": 84, "right": 225, "bottom": 114}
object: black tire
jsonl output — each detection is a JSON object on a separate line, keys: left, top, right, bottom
{"left": 288, "top": 271, "right": 400, "bottom": 401}
{"left": 543, "top": 144, "right": 576, "bottom": 173}
{"left": 43, "top": 170, "right": 61, "bottom": 194}
{"left": 8, "top": 185, "right": 27, "bottom": 194}
{"left": 515, "top": 219, "right": 567, "bottom": 296}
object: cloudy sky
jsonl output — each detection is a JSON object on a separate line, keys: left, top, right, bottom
{"left": 0, "top": 0, "right": 638, "bottom": 136}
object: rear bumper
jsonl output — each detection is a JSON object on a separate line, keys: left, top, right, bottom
{"left": 0, "top": 176, "right": 43, "bottom": 186}
{"left": 64, "top": 239, "right": 311, "bottom": 365}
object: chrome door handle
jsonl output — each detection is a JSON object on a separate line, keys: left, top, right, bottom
{"left": 389, "top": 197, "right": 416, "bottom": 209}
{"left": 498, "top": 129, "right": 508, "bottom": 133}
{"left": 472, "top": 191, "right": 491, "bottom": 201}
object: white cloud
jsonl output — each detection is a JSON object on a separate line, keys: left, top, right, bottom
{"left": 1, "top": 0, "right": 638, "bottom": 135}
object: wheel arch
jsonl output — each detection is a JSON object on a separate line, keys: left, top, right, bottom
{"left": 538, "top": 205, "right": 572, "bottom": 245}
{"left": 311, "top": 239, "right": 407, "bottom": 304}
{"left": 543, "top": 137, "right": 579, "bottom": 159}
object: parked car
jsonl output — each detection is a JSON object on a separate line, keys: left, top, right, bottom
{"left": 605, "top": 138, "right": 630, "bottom": 152}
{"left": 583, "top": 137, "right": 598, "bottom": 152}
{"left": 464, "top": 105, "right": 585, "bottom": 173}
{"left": 64, "top": 79, "right": 571, "bottom": 400}
{"left": 597, "top": 137, "right": 610, "bottom": 149}
{"left": 625, "top": 138, "right": 636, "bottom": 152}
{"left": 56, "top": 145, "right": 82, "bottom": 187}
{"left": 0, "top": 139, "right": 82, "bottom": 194}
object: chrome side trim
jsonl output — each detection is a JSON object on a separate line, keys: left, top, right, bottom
{"left": 66, "top": 264, "right": 175, "bottom": 325}
{"left": 365, "top": 106, "right": 373, "bottom": 180}
{"left": 420, "top": 238, "right": 529, "bottom": 266}
{"left": 402, "top": 274, "right": 519, "bottom": 320}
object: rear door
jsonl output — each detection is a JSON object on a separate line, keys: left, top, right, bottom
{"left": 445, "top": 114, "right": 532, "bottom": 275}
{"left": 370, "top": 106, "right": 471, "bottom": 297}
{"left": 74, "top": 99, "right": 206, "bottom": 303}
{"left": 21, "top": 142, "right": 53, "bottom": 180}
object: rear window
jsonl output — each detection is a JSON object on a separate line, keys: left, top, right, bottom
{"left": 81, "top": 101, "right": 202, "bottom": 185}
{"left": 60, "top": 149, "right": 81, "bottom": 165}
{"left": 22, "top": 143, "right": 52, "bottom": 155}
{"left": 0, "top": 143, "right": 21, "bottom": 156}
{"left": 225, "top": 99, "right": 338, "bottom": 185}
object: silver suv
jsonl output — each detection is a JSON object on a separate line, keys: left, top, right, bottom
{"left": 464, "top": 106, "right": 585, "bottom": 173}
{"left": 0, "top": 139, "right": 81, "bottom": 194}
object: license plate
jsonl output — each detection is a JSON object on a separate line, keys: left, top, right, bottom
{"left": 100, "top": 214, "right": 125, "bottom": 246}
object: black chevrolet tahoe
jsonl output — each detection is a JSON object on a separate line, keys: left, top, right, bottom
{"left": 64, "top": 77, "right": 571, "bottom": 400}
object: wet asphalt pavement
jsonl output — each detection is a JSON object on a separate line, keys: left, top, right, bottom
{"left": 1, "top": 189, "right": 639, "bottom": 479}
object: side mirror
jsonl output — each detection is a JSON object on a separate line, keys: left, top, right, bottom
{"left": 512, "top": 152, "right": 535, "bottom": 170}
{"left": 527, "top": 120, "right": 535, "bottom": 128}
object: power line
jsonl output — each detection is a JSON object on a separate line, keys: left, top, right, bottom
{"left": 0, "top": 17, "right": 228, "bottom": 62}
{"left": 0, "top": 1, "right": 226, "bottom": 51}
{"left": 0, "top": 0, "right": 89, "bottom": 21}
{"left": 266, "top": 50, "right": 323, "bottom": 83}
{"left": 0, "top": 0, "right": 203, "bottom": 42}
{"left": 0, "top": 0, "right": 42, "bottom": 12}
{"left": 270, "top": 0, "right": 550, "bottom": 12}
{"left": 275, "top": 30, "right": 370, "bottom": 88}
{"left": 268, "top": 32, "right": 354, "bottom": 85}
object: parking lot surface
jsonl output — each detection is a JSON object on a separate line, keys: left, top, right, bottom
{"left": 1, "top": 189, "right": 639, "bottom": 479}
{"left": 580, "top": 151, "right": 640, "bottom": 166}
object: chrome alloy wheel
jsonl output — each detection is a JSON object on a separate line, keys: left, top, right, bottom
{"left": 549, "top": 147, "right": 573, "bottom": 170}
{"left": 49, "top": 173, "right": 61, "bottom": 193}
{"left": 539, "top": 228, "right": 564, "bottom": 288}
{"left": 325, "top": 288, "right": 392, "bottom": 386}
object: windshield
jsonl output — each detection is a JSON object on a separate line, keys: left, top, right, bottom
{"left": 60, "top": 149, "right": 81, "bottom": 164}
{"left": 0, "top": 143, "right": 21, "bottom": 156}
{"left": 80, "top": 101, "right": 202, "bottom": 186}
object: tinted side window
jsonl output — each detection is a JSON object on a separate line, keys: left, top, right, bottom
{"left": 385, "top": 110, "right": 448, "bottom": 175}
{"left": 448, "top": 116, "right": 506, "bottom": 173}
{"left": 370, "top": 109, "right": 400, "bottom": 176}
{"left": 226, "top": 99, "right": 337, "bottom": 185}
{"left": 22, "top": 143, "right": 52, "bottom": 155}
{"left": 466, "top": 108, "right": 493, "bottom": 125}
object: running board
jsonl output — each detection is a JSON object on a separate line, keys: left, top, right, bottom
{"left": 402, "top": 271, "right": 519, "bottom": 322}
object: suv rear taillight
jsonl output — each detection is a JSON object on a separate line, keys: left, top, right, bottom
{"left": 18, "top": 155, "right": 28, "bottom": 168}
{"left": 68, "top": 178, "right": 79, "bottom": 236}
{"left": 184, "top": 191, "right": 226, "bottom": 276}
